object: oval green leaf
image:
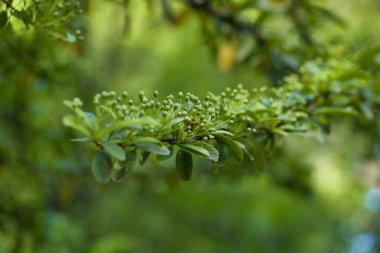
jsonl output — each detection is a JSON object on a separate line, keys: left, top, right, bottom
{"left": 211, "top": 130, "right": 234, "bottom": 136}
{"left": 176, "top": 150, "right": 193, "bottom": 181}
{"left": 178, "top": 144, "right": 211, "bottom": 159}
{"left": 196, "top": 142, "right": 219, "bottom": 161}
{"left": 312, "top": 107, "right": 358, "bottom": 116}
{"left": 214, "top": 134, "right": 244, "bottom": 162}
{"left": 103, "top": 142, "right": 126, "bottom": 161}
{"left": 156, "top": 146, "right": 174, "bottom": 161}
{"left": 92, "top": 150, "right": 112, "bottom": 183}
{"left": 133, "top": 137, "right": 170, "bottom": 155}
{"left": 111, "top": 151, "right": 136, "bottom": 182}
{"left": 62, "top": 115, "right": 91, "bottom": 137}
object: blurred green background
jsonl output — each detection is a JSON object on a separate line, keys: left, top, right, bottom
{"left": 1, "top": 0, "right": 380, "bottom": 252}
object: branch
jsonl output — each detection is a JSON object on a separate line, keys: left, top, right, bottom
{"left": 0, "top": 0, "right": 20, "bottom": 13}
{"left": 62, "top": 50, "right": 380, "bottom": 183}
{"left": 185, "top": 0, "right": 267, "bottom": 48}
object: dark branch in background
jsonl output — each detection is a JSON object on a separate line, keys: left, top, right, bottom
{"left": 186, "top": 0, "right": 267, "bottom": 48}
{"left": 1, "top": 0, "right": 21, "bottom": 14}
{"left": 288, "top": 0, "right": 314, "bottom": 45}
{"left": 161, "top": 0, "right": 177, "bottom": 23}
{"left": 179, "top": 0, "right": 300, "bottom": 75}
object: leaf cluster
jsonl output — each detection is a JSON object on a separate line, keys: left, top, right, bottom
{"left": 0, "top": 0, "right": 83, "bottom": 42}
{"left": 63, "top": 49, "right": 380, "bottom": 182}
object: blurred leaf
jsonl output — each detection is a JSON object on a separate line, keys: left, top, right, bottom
{"left": 0, "top": 11, "right": 8, "bottom": 29}
{"left": 83, "top": 112, "right": 98, "bottom": 130}
{"left": 178, "top": 143, "right": 213, "bottom": 160}
{"left": 196, "top": 142, "right": 219, "bottom": 161}
{"left": 133, "top": 137, "right": 170, "bottom": 155}
{"left": 92, "top": 150, "right": 112, "bottom": 183}
{"left": 139, "top": 151, "right": 150, "bottom": 166}
{"left": 99, "top": 117, "right": 159, "bottom": 137}
{"left": 103, "top": 142, "right": 126, "bottom": 161}
{"left": 309, "top": 4, "right": 346, "bottom": 27}
{"left": 70, "top": 137, "right": 93, "bottom": 142}
{"left": 214, "top": 134, "right": 244, "bottom": 162}
{"left": 176, "top": 149, "right": 193, "bottom": 181}
{"left": 312, "top": 107, "right": 358, "bottom": 116}
{"left": 156, "top": 146, "right": 174, "bottom": 161}
{"left": 360, "top": 103, "right": 374, "bottom": 120}
{"left": 62, "top": 115, "right": 91, "bottom": 137}
{"left": 111, "top": 151, "right": 136, "bottom": 182}
{"left": 218, "top": 41, "right": 236, "bottom": 72}
{"left": 215, "top": 143, "right": 228, "bottom": 167}
{"left": 177, "top": 128, "right": 187, "bottom": 142}
{"left": 211, "top": 130, "right": 234, "bottom": 136}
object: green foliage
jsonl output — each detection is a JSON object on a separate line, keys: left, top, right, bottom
{"left": 176, "top": 149, "right": 193, "bottom": 181}
{"left": 0, "top": 0, "right": 83, "bottom": 41}
{"left": 64, "top": 52, "right": 380, "bottom": 181}
{"left": 1, "top": 0, "right": 380, "bottom": 252}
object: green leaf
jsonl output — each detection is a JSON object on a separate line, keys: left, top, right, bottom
{"left": 215, "top": 143, "right": 228, "bottom": 167}
{"left": 62, "top": 115, "right": 91, "bottom": 137}
{"left": 178, "top": 144, "right": 212, "bottom": 160}
{"left": 133, "top": 136, "right": 162, "bottom": 144}
{"left": 176, "top": 150, "right": 193, "bottom": 181}
{"left": 111, "top": 151, "right": 136, "bottom": 182}
{"left": 70, "top": 137, "right": 93, "bottom": 142}
{"left": 14, "top": 10, "right": 31, "bottom": 26}
{"left": 156, "top": 146, "right": 174, "bottom": 161}
{"left": 0, "top": 11, "right": 8, "bottom": 29}
{"left": 139, "top": 151, "right": 150, "bottom": 166}
{"left": 312, "top": 107, "right": 358, "bottom": 116}
{"left": 239, "top": 139, "right": 255, "bottom": 162}
{"left": 211, "top": 130, "right": 234, "bottom": 136}
{"left": 177, "top": 128, "right": 187, "bottom": 142}
{"left": 103, "top": 142, "right": 126, "bottom": 161}
{"left": 359, "top": 103, "right": 374, "bottom": 120}
{"left": 92, "top": 150, "right": 112, "bottom": 183}
{"left": 273, "top": 128, "right": 289, "bottom": 136}
{"left": 83, "top": 112, "right": 98, "bottom": 130}
{"left": 214, "top": 134, "right": 244, "bottom": 162}
{"left": 196, "top": 142, "right": 219, "bottom": 161}
{"left": 99, "top": 117, "right": 159, "bottom": 137}
{"left": 133, "top": 137, "right": 170, "bottom": 155}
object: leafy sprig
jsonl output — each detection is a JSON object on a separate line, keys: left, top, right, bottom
{"left": 63, "top": 53, "right": 380, "bottom": 183}
{"left": 0, "top": 0, "right": 84, "bottom": 42}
